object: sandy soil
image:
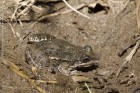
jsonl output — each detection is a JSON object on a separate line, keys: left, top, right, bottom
{"left": 0, "top": 0, "right": 140, "bottom": 93}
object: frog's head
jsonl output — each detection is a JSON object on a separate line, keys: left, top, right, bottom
{"left": 69, "top": 46, "right": 99, "bottom": 72}
{"left": 74, "top": 46, "right": 99, "bottom": 66}
{"left": 80, "top": 46, "right": 93, "bottom": 62}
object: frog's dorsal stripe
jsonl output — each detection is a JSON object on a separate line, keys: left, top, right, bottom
{"left": 28, "top": 34, "right": 55, "bottom": 43}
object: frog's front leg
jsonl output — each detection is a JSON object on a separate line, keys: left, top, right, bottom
{"left": 57, "top": 62, "right": 74, "bottom": 76}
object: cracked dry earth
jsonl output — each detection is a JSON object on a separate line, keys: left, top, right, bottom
{"left": 0, "top": 0, "right": 140, "bottom": 93}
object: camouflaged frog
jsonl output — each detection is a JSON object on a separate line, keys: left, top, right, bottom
{"left": 25, "top": 33, "right": 99, "bottom": 75}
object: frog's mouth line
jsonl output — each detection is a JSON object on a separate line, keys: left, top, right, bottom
{"left": 69, "top": 61, "right": 99, "bottom": 70}
{"left": 68, "top": 61, "right": 99, "bottom": 73}
{"left": 49, "top": 56, "right": 93, "bottom": 63}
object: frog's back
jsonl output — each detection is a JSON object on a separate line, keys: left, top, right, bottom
{"left": 35, "top": 39, "right": 88, "bottom": 62}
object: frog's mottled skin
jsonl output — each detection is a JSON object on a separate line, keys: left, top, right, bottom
{"left": 25, "top": 34, "right": 98, "bottom": 75}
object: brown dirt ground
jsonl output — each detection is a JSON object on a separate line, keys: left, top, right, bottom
{"left": 0, "top": 0, "right": 140, "bottom": 93}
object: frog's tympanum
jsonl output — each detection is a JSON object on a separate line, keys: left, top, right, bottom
{"left": 25, "top": 34, "right": 99, "bottom": 75}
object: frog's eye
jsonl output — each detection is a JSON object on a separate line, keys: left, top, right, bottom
{"left": 81, "top": 55, "right": 92, "bottom": 63}
{"left": 83, "top": 46, "right": 92, "bottom": 52}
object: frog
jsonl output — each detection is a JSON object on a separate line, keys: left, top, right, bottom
{"left": 25, "top": 33, "right": 99, "bottom": 75}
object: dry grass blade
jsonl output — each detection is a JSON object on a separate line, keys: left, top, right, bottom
{"left": 1, "top": 57, "right": 47, "bottom": 93}
{"left": 71, "top": 75, "right": 92, "bottom": 83}
{"left": 36, "top": 80, "right": 57, "bottom": 84}
{"left": 62, "top": 0, "right": 90, "bottom": 19}
{"left": 85, "top": 83, "right": 92, "bottom": 93}
{"left": 116, "top": 41, "right": 140, "bottom": 77}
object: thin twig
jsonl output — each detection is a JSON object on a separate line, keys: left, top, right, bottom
{"left": 37, "top": 3, "right": 87, "bottom": 21}
{"left": 116, "top": 41, "right": 140, "bottom": 77}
